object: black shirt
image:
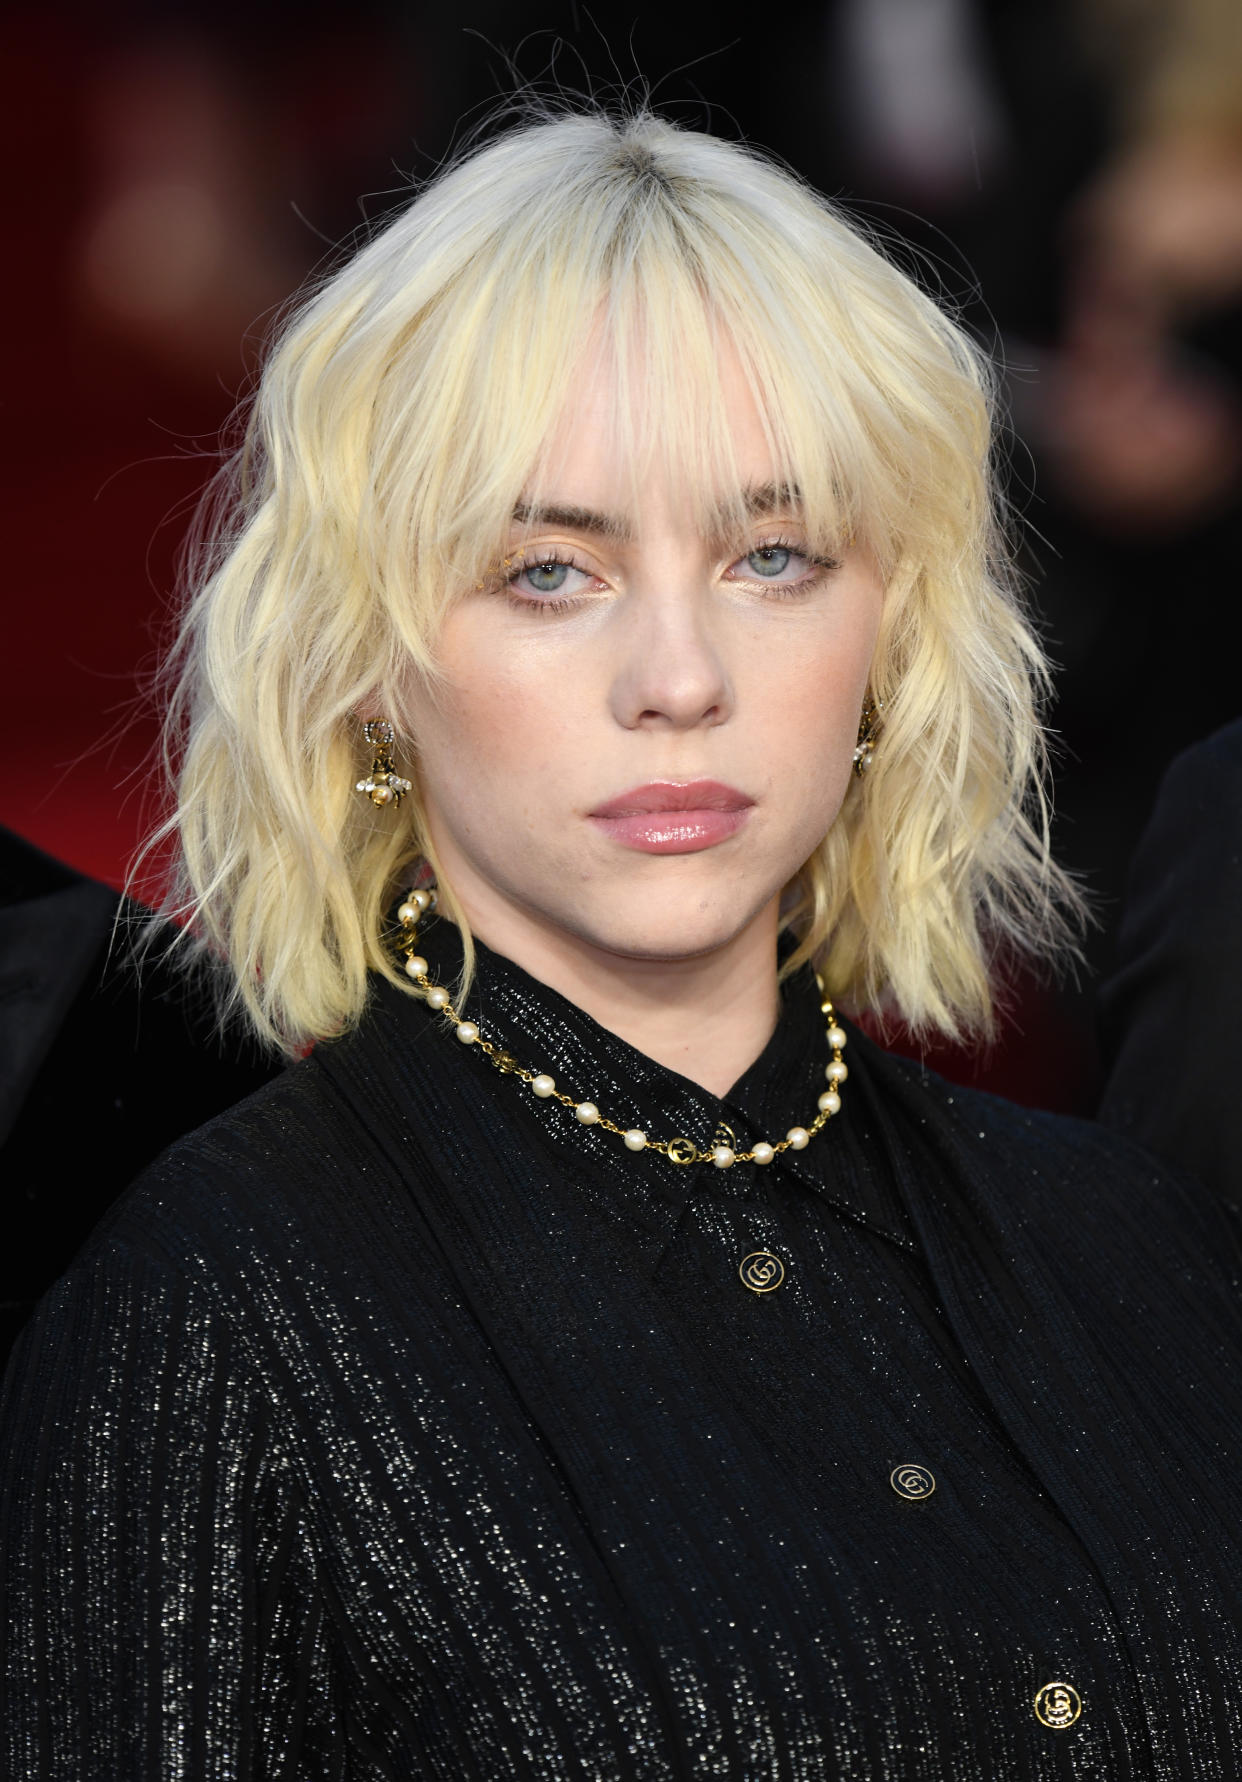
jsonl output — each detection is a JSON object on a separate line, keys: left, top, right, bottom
{"left": 3, "top": 919, "right": 1241, "bottom": 1777}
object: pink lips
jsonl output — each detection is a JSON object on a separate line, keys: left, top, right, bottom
{"left": 587, "top": 780, "right": 755, "bottom": 854}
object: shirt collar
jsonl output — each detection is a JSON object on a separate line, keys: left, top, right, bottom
{"left": 351, "top": 915, "right": 917, "bottom": 1266}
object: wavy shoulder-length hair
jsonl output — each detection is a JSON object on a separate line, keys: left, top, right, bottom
{"left": 145, "top": 102, "right": 1080, "bottom": 1056}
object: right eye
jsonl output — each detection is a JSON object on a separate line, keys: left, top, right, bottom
{"left": 504, "top": 555, "right": 604, "bottom": 607}
{"left": 513, "top": 560, "right": 583, "bottom": 595}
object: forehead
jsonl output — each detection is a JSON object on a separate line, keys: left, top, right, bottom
{"left": 517, "top": 323, "right": 788, "bottom": 528}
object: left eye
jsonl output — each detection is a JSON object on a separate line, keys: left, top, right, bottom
{"left": 742, "top": 545, "right": 796, "bottom": 578}
{"left": 729, "top": 543, "right": 824, "bottom": 586}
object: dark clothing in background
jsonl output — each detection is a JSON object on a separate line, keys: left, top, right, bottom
{"left": 4, "top": 919, "right": 1241, "bottom": 1778}
{"left": 0, "top": 828, "right": 281, "bottom": 1358}
{"left": 1098, "top": 718, "right": 1242, "bottom": 1211}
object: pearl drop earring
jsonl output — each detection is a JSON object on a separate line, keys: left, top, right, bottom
{"left": 355, "top": 720, "right": 412, "bottom": 808}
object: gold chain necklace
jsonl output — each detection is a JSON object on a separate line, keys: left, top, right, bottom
{"left": 394, "top": 889, "right": 849, "bottom": 1168}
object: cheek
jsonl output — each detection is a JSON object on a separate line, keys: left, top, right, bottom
{"left": 749, "top": 636, "right": 869, "bottom": 785}
{"left": 411, "top": 639, "right": 579, "bottom": 818}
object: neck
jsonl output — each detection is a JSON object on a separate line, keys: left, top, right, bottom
{"left": 445, "top": 890, "right": 782, "bottom": 1100}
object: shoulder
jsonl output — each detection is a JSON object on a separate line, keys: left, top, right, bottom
{"left": 1095, "top": 720, "right": 1242, "bottom": 1204}
{"left": 853, "top": 1020, "right": 1126, "bottom": 1170}
{"left": 856, "top": 1026, "right": 1237, "bottom": 1265}
{"left": 1123, "top": 716, "right": 1242, "bottom": 896}
{"left": 1164, "top": 714, "right": 1242, "bottom": 781}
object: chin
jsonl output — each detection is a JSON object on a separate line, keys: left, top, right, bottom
{"left": 559, "top": 891, "right": 770, "bottom": 966}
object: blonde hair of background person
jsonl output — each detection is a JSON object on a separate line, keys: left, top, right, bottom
{"left": 148, "top": 105, "right": 1079, "bottom": 1054}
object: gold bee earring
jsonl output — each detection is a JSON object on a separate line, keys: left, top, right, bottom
{"left": 355, "top": 720, "right": 412, "bottom": 808}
{"left": 852, "top": 697, "right": 883, "bottom": 777}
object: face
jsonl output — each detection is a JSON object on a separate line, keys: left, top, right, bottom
{"left": 399, "top": 333, "right": 884, "bottom": 976}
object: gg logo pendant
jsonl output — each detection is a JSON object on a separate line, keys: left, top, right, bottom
{"left": 739, "top": 1251, "right": 785, "bottom": 1293}
{"left": 890, "top": 1464, "right": 936, "bottom": 1500}
{"left": 1033, "top": 1682, "right": 1082, "bottom": 1730}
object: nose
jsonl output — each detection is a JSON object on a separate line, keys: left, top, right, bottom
{"left": 607, "top": 583, "right": 734, "bottom": 732}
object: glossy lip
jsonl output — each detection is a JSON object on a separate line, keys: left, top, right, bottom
{"left": 587, "top": 779, "right": 754, "bottom": 855}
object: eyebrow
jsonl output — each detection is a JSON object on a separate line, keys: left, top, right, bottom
{"left": 509, "top": 482, "right": 804, "bottom": 544}
{"left": 510, "top": 501, "right": 632, "bottom": 541}
{"left": 737, "top": 481, "right": 803, "bottom": 517}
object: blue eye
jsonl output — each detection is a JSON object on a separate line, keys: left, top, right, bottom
{"left": 727, "top": 538, "right": 836, "bottom": 592}
{"left": 746, "top": 546, "right": 793, "bottom": 578}
{"left": 524, "top": 561, "right": 571, "bottom": 593}
{"left": 506, "top": 556, "right": 597, "bottom": 604}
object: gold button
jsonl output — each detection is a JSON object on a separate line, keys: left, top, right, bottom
{"left": 739, "top": 1251, "right": 785, "bottom": 1293}
{"left": 1033, "top": 1682, "right": 1082, "bottom": 1729}
{"left": 889, "top": 1464, "right": 936, "bottom": 1500}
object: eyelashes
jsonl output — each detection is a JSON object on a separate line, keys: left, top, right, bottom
{"left": 725, "top": 537, "right": 840, "bottom": 591}
{"left": 503, "top": 553, "right": 602, "bottom": 610}
{"left": 494, "top": 536, "right": 840, "bottom": 614}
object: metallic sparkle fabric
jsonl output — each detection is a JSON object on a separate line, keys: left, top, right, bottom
{"left": 3, "top": 921, "right": 1242, "bottom": 1777}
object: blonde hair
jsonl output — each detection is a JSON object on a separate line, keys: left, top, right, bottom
{"left": 143, "top": 102, "right": 1080, "bottom": 1056}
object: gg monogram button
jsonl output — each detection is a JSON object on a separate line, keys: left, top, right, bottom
{"left": 889, "top": 1464, "right": 936, "bottom": 1500}
{"left": 1033, "top": 1682, "right": 1082, "bottom": 1730}
{"left": 739, "top": 1251, "right": 786, "bottom": 1293}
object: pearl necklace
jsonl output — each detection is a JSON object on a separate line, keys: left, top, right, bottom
{"left": 394, "top": 889, "right": 849, "bottom": 1168}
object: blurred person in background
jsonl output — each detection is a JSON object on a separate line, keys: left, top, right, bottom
{"left": 3, "top": 105, "right": 1242, "bottom": 1778}
{"left": 1045, "top": 0, "right": 1242, "bottom": 1205}
{"left": 0, "top": 826, "right": 281, "bottom": 1359}
{"left": 1049, "top": 0, "right": 1242, "bottom": 529}
{"left": 1097, "top": 714, "right": 1242, "bottom": 1210}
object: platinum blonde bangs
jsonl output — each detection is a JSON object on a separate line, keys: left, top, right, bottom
{"left": 147, "top": 105, "right": 1081, "bottom": 1054}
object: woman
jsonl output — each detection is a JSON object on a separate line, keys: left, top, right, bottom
{"left": 3, "top": 106, "right": 1241, "bottom": 1779}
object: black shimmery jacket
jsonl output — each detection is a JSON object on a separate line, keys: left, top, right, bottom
{"left": 3, "top": 919, "right": 1242, "bottom": 1779}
